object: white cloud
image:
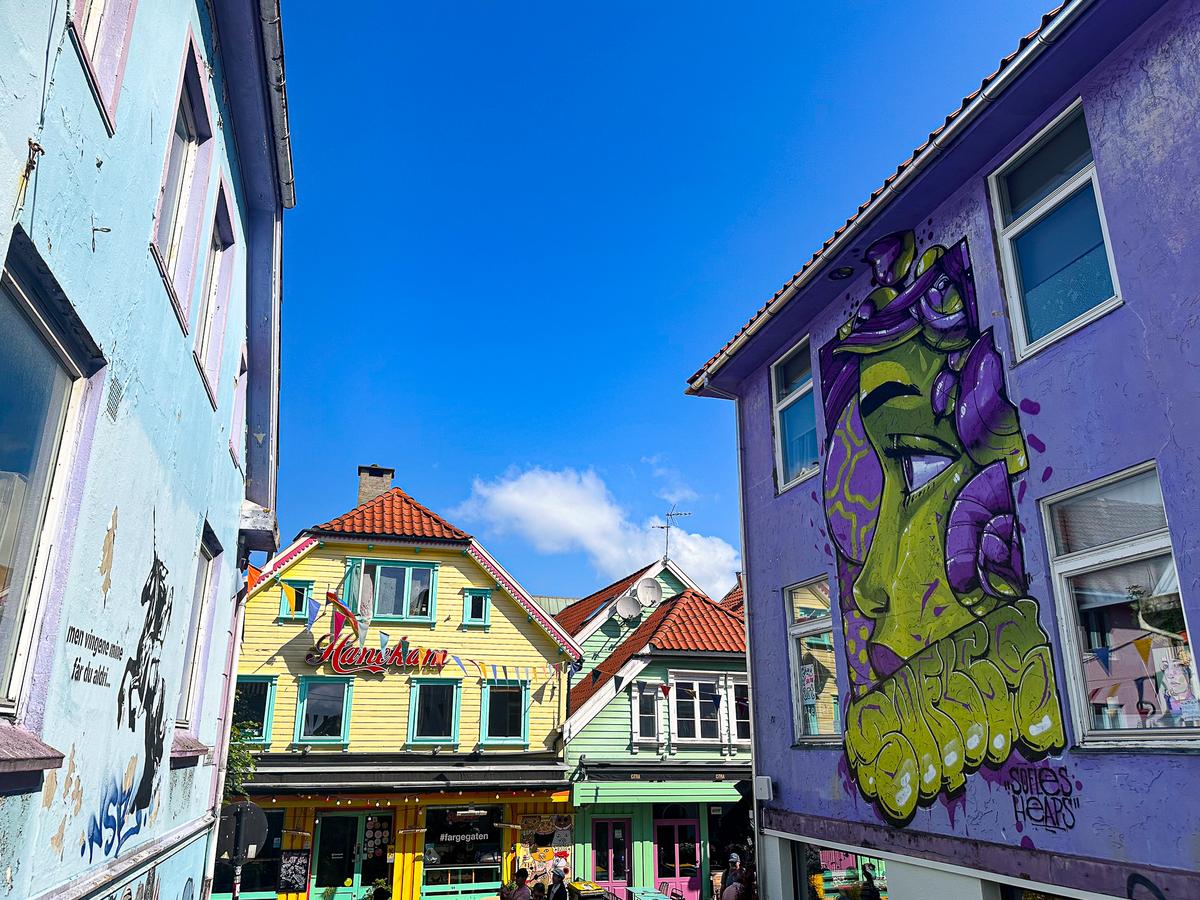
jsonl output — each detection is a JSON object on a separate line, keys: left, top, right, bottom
{"left": 453, "top": 466, "right": 739, "bottom": 597}
{"left": 641, "top": 455, "right": 699, "bottom": 505}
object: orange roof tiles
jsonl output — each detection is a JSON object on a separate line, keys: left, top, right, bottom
{"left": 687, "top": 2, "right": 1069, "bottom": 390}
{"left": 719, "top": 575, "right": 744, "bottom": 616}
{"left": 310, "top": 487, "right": 471, "bottom": 542}
{"left": 568, "top": 590, "right": 745, "bottom": 714}
{"left": 554, "top": 568, "right": 648, "bottom": 636}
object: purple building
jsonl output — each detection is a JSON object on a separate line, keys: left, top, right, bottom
{"left": 688, "top": 2, "right": 1200, "bottom": 898}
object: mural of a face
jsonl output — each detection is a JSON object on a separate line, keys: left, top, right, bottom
{"left": 821, "top": 231, "right": 1064, "bottom": 825}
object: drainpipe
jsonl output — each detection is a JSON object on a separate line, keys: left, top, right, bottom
{"left": 201, "top": 577, "right": 250, "bottom": 899}
{"left": 689, "top": 0, "right": 1093, "bottom": 391}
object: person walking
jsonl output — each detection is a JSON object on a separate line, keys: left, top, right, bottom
{"left": 860, "top": 863, "right": 882, "bottom": 900}
{"left": 547, "top": 867, "right": 569, "bottom": 900}
{"left": 501, "top": 868, "right": 532, "bottom": 900}
{"left": 720, "top": 852, "right": 743, "bottom": 896}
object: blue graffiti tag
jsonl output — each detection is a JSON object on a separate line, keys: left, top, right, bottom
{"left": 81, "top": 767, "right": 148, "bottom": 862}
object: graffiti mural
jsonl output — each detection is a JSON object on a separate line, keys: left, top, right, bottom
{"left": 112, "top": 544, "right": 173, "bottom": 832}
{"left": 820, "top": 230, "right": 1065, "bottom": 825}
{"left": 82, "top": 756, "right": 146, "bottom": 862}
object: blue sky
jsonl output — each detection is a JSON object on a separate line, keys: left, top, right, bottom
{"left": 277, "top": 0, "right": 1052, "bottom": 599}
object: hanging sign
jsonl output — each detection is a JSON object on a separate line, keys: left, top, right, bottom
{"left": 305, "top": 633, "right": 450, "bottom": 675}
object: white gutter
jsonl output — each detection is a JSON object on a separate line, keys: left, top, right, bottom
{"left": 690, "top": 0, "right": 1092, "bottom": 392}
{"left": 258, "top": 0, "right": 296, "bottom": 208}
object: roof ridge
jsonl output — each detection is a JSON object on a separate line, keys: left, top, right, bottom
{"left": 310, "top": 485, "right": 471, "bottom": 541}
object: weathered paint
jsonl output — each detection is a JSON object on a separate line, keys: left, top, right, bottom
{"left": 694, "top": 1, "right": 1200, "bottom": 896}
{"left": 0, "top": 1, "right": 286, "bottom": 897}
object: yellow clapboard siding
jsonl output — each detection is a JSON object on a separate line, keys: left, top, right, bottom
{"left": 239, "top": 543, "right": 569, "bottom": 752}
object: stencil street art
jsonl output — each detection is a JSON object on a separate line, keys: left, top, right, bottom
{"left": 819, "top": 230, "right": 1065, "bottom": 826}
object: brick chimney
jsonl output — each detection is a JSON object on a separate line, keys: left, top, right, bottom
{"left": 357, "top": 464, "right": 394, "bottom": 505}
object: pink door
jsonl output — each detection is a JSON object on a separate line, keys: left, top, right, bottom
{"left": 593, "top": 819, "right": 631, "bottom": 894}
{"left": 654, "top": 819, "right": 701, "bottom": 900}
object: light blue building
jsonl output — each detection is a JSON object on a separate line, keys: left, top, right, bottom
{"left": 0, "top": 2, "right": 293, "bottom": 897}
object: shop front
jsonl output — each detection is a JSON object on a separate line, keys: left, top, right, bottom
{"left": 422, "top": 806, "right": 504, "bottom": 898}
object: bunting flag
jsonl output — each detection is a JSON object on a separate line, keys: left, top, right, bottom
{"left": 400, "top": 638, "right": 410, "bottom": 666}
{"left": 305, "top": 597, "right": 320, "bottom": 632}
{"left": 591, "top": 669, "right": 601, "bottom": 684}
{"left": 1133, "top": 636, "right": 1154, "bottom": 668}
{"left": 612, "top": 674, "right": 624, "bottom": 692}
{"left": 453, "top": 655, "right": 468, "bottom": 675}
{"left": 279, "top": 581, "right": 299, "bottom": 615}
{"left": 491, "top": 664, "right": 499, "bottom": 680}
{"left": 660, "top": 684, "right": 672, "bottom": 698}
{"left": 636, "top": 681, "right": 647, "bottom": 692}
{"left": 476, "top": 659, "right": 487, "bottom": 679}
{"left": 326, "top": 591, "right": 361, "bottom": 640}
{"left": 379, "top": 630, "right": 390, "bottom": 653}
{"left": 502, "top": 665, "right": 509, "bottom": 680}
{"left": 711, "top": 691, "right": 722, "bottom": 708}
{"left": 1093, "top": 647, "right": 1112, "bottom": 675}
{"left": 331, "top": 610, "right": 346, "bottom": 640}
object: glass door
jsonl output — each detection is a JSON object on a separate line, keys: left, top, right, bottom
{"left": 592, "top": 819, "right": 631, "bottom": 893}
{"left": 654, "top": 819, "right": 701, "bottom": 900}
{"left": 313, "top": 814, "right": 361, "bottom": 900}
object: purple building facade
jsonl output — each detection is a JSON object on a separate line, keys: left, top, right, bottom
{"left": 689, "top": 2, "right": 1200, "bottom": 898}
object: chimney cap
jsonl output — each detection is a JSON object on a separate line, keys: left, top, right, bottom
{"left": 358, "top": 464, "right": 395, "bottom": 477}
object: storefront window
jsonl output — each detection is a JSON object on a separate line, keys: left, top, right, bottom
{"left": 213, "top": 809, "right": 285, "bottom": 897}
{"left": 795, "top": 843, "right": 888, "bottom": 899}
{"left": 423, "top": 807, "right": 503, "bottom": 890}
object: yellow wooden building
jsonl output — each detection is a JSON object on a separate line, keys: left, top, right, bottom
{"left": 214, "top": 466, "right": 583, "bottom": 900}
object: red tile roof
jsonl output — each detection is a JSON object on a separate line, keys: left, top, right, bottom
{"left": 554, "top": 568, "right": 648, "bottom": 636}
{"left": 719, "top": 575, "right": 744, "bottom": 616}
{"left": 568, "top": 590, "right": 745, "bottom": 714}
{"left": 309, "top": 487, "right": 471, "bottom": 542}
{"left": 687, "top": 2, "right": 1069, "bottom": 390}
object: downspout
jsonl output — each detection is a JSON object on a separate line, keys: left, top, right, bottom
{"left": 201, "top": 578, "right": 250, "bottom": 899}
{"left": 689, "top": 0, "right": 1093, "bottom": 392}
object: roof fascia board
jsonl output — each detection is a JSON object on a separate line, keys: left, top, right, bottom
{"left": 686, "top": 0, "right": 1095, "bottom": 396}
{"left": 572, "top": 562, "right": 660, "bottom": 647}
{"left": 563, "top": 656, "right": 650, "bottom": 741}
{"left": 660, "top": 558, "right": 703, "bottom": 594}
{"left": 246, "top": 536, "right": 318, "bottom": 600}
{"left": 467, "top": 540, "right": 583, "bottom": 660}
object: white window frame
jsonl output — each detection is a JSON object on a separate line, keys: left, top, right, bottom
{"left": 988, "top": 99, "right": 1122, "bottom": 361}
{"left": 176, "top": 530, "right": 218, "bottom": 729}
{"left": 1041, "top": 461, "right": 1196, "bottom": 748}
{"left": 158, "top": 93, "right": 200, "bottom": 279}
{"left": 667, "top": 670, "right": 742, "bottom": 746}
{"left": 0, "top": 270, "right": 90, "bottom": 716}
{"left": 630, "top": 680, "right": 661, "bottom": 751}
{"left": 728, "top": 675, "right": 752, "bottom": 747}
{"left": 77, "top": 0, "right": 109, "bottom": 57}
{"left": 786, "top": 577, "right": 841, "bottom": 744}
{"left": 770, "top": 336, "right": 819, "bottom": 493}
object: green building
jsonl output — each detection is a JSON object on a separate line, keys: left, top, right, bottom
{"left": 557, "top": 562, "right": 751, "bottom": 900}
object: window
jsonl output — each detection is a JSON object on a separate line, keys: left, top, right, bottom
{"left": 1044, "top": 465, "right": 1197, "bottom": 741}
{"left": 233, "top": 676, "right": 276, "bottom": 744}
{"left": 408, "top": 679, "right": 460, "bottom": 745}
{"left": 772, "top": 338, "right": 818, "bottom": 490}
{"left": 0, "top": 268, "right": 85, "bottom": 706}
{"left": 787, "top": 578, "right": 840, "bottom": 740}
{"left": 732, "top": 681, "right": 751, "bottom": 742}
{"left": 990, "top": 103, "right": 1120, "bottom": 357}
{"left": 229, "top": 344, "right": 248, "bottom": 468}
{"left": 69, "top": 0, "right": 138, "bottom": 129}
{"left": 152, "top": 37, "right": 213, "bottom": 324}
{"left": 177, "top": 527, "right": 220, "bottom": 728}
{"left": 213, "top": 809, "right": 284, "bottom": 896}
{"left": 352, "top": 560, "right": 438, "bottom": 623}
{"left": 481, "top": 680, "right": 527, "bottom": 744}
{"left": 634, "top": 683, "right": 659, "bottom": 741}
{"left": 674, "top": 679, "right": 721, "bottom": 741}
{"left": 278, "top": 580, "right": 312, "bottom": 621}
{"left": 295, "top": 677, "right": 352, "bottom": 744}
{"left": 194, "top": 185, "right": 235, "bottom": 402}
{"left": 463, "top": 588, "right": 491, "bottom": 627}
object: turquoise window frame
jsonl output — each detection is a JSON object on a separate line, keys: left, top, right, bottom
{"left": 293, "top": 675, "right": 354, "bottom": 746}
{"left": 462, "top": 588, "right": 491, "bottom": 628}
{"left": 276, "top": 579, "right": 313, "bottom": 621}
{"left": 407, "top": 677, "right": 461, "bottom": 747}
{"left": 479, "top": 679, "right": 529, "bottom": 747}
{"left": 347, "top": 558, "right": 439, "bottom": 625}
{"left": 233, "top": 675, "right": 277, "bottom": 745}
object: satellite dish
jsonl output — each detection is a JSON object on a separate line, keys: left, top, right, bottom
{"left": 634, "top": 578, "right": 662, "bottom": 608}
{"left": 614, "top": 594, "right": 642, "bottom": 621}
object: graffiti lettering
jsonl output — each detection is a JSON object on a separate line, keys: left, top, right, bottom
{"left": 82, "top": 757, "right": 146, "bottom": 862}
{"left": 1004, "top": 765, "right": 1080, "bottom": 832}
{"left": 821, "top": 231, "right": 1066, "bottom": 827}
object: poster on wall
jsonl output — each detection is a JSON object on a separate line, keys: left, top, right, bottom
{"left": 515, "top": 815, "right": 573, "bottom": 886}
{"left": 278, "top": 849, "right": 310, "bottom": 893}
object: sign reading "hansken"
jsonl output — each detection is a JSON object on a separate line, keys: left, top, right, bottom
{"left": 304, "top": 634, "right": 449, "bottom": 675}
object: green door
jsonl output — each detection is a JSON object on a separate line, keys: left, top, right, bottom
{"left": 313, "top": 813, "right": 364, "bottom": 899}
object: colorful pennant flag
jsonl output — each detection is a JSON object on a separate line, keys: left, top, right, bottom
{"left": 332, "top": 610, "right": 346, "bottom": 640}
{"left": 305, "top": 597, "right": 320, "bottom": 632}
{"left": 1093, "top": 647, "right": 1112, "bottom": 675}
{"left": 660, "top": 684, "right": 672, "bottom": 698}
{"left": 612, "top": 674, "right": 624, "bottom": 692}
{"left": 1133, "top": 636, "right": 1154, "bottom": 668}
{"left": 453, "top": 655, "right": 468, "bottom": 675}
{"left": 379, "top": 630, "right": 390, "bottom": 653}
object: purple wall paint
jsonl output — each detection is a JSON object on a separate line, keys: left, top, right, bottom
{"left": 716, "top": 1, "right": 1200, "bottom": 894}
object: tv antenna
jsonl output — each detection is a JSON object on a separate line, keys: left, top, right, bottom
{"left": 653, "top": 505, "right": 692, "bottom": 562}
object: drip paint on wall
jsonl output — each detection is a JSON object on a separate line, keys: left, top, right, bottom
{"left": 819, "top": 231, "right": 1065, "bottom": 826}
